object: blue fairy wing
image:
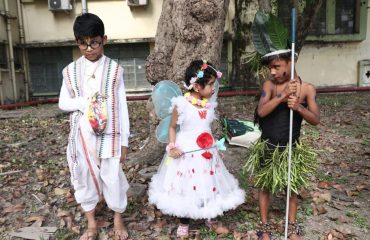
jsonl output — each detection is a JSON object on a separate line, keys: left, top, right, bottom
{"left": 152, "top": 80, "right": 182, "bottom": 119}
{"left": 155, "top": 115, "right": 172, "bottom": 143}
{"left": 209, "top": 79, "right": 220, "bottom": 103}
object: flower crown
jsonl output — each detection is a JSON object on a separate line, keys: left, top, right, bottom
{"left": 184, "top": 60, "right": 222, "bottom": 90}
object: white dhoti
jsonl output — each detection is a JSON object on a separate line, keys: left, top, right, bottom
{"left": 68, "top": 118, "right": 129, "bottom": 213}
{"left": 69, "top": 139, "right": 129, "bottom": 213}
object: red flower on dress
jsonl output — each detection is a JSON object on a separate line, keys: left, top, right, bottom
{"left": 196, "top": 132, "right": 213, "bottom": 149}
{"left": 201, "top": 151, "right": 213, "bottom": 160}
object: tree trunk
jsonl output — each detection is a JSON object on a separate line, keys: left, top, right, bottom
{"left": 146, "top": 0, "right": 230, "bottom": 85}
{"left": 232, "top": 0, "right": 261, "bottom": 90}
{"left": 232, "top": 0, "right": 323, "bottom": 91}
{"left": 258, "top": 0, "right": 271, "bottom": 12}
{"left": 129, "top": 0, "right": 230, "bottom": 165}
{"left": 296, "top": 0, "right": 324, "bottom": 53}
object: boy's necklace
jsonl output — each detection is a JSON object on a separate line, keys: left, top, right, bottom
{"left": 184, "top": 92, "right": 210, "bottom": 108}
{"left": 84, "top": 57, "right": 103, "bottom": 81}
{"left": 84, "top": 57, "right": 103, "bottom": 95}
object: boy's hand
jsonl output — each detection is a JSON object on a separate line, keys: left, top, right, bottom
{"left": 169, "top": 148, "right": 183, "bottom": 159}
{"left": 120, "top": 146, "right": 128, "bottom": 163}
{"left": 283, "top": 79, "right": 298, "bottom": 98}
{"left": 287, "top": 95, "right": 300, "bottom": 111}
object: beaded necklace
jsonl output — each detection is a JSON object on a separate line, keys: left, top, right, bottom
{"left": 184, "top": 92, "right": 210, "bottom": 108}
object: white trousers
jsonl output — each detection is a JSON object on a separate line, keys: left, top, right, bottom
{"left": 69, "top": 135, "right": 129, "bottom": 213}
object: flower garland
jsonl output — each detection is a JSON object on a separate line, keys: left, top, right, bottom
{"left": 184, "top": 92, "right": 210, "bottom": 108}
{"left": 183, "top": 60, "right": 223, "bottom": 90}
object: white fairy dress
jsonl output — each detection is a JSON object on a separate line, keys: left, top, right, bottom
{"left": 148, "top": 96, "right": 245, "bottom": 219}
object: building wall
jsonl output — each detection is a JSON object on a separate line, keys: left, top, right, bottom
{"left": 21, "top": 0, "right": 162, "bottom": 43}
{"left": 296, "top": 1, "right": 370, "bottom": 87}
{"left": 0, "top": 0, "right": 21, "bottom": 43}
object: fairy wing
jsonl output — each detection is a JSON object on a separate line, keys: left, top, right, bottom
{"left": 152, "top": 80, "right": 182, "bottom": 119}
{"left": 152, "top": 80, "right": 182, "bottom": 143}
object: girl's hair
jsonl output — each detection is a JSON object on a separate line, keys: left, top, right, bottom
{"left": 184, "top": 60, "right": 218, "bottom": 89}
{"left": 73, "top": 13, "right": 105, "bottom": 41}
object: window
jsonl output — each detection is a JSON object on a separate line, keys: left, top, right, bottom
{"left": 0, "top": 45, "right": 23, "bottom": 70}
{"left": 28, "top": 47, "right": 73, "bottom": 95}
{"left": 277, "top": 0, "right": 368, "bottom": 41}
{"left": 0, "top": 44, "right": 7, "bottom": 69}
{"left": 105, "top": 43, "right": 151, "bottom": 92}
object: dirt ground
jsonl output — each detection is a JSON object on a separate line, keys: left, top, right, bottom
{"left": 0, "top": 92, "right": 369, "bottom": 240}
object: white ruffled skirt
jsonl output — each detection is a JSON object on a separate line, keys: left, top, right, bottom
{"left": 148, "top": 146, "right": 245, "bottom": 219}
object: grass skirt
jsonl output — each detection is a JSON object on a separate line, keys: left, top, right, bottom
{"left": 243, "top": 140, "right": 317, "bottom": 194}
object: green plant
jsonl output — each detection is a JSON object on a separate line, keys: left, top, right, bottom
{"left": 346, "top": 210, "right": 370, "bottom": 231}
{"left": 54, "top": 228, "right": 77, "bottom": 240}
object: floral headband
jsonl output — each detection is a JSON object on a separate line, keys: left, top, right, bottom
{"left": 184, "top": 60, "right": 222, "bottom": 90}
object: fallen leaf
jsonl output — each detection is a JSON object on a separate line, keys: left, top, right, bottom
{"left": 3, "top": 204, "right": 25, "bottom": 213}
{"left": 317, "top": 206, "right": 328, "bottom": 215}
{"left": 233, "top": 230, "right": 242, "bottom": 240}
{"left": 215, "top": 225, "right": 229, "bottom": 235}
{"left": 71, "top": 226, "right": 80, "bottom": 234}
{"left": 25, "top": 216, "right": 45, "bottom": 223}
{"left": 355, "top": 184, "right": 366, "bottom": 191}
{"left": 63, "top": 216, "right": 73, "bottom": 229}
{"left": 151, "top": 219, "right": 166, "bottom": 232}
{"left": 345, "top": 190, "right": 358, "bottom": 197}
{"left": 338, "top": 215, "right": 348, "bottom": 223}
{"left": 54, "top": 188, "right": 68, "bottom": 196}
{"left": 318, "top": 181, "right": 332, "bottom": 189}
{"left": 313, "top": 192, "right": 331, "bottom": 204}
{"left": 299, "top": 189, "right": 311, "bottom": 200}
{"left": 57, "top": 209, "right": 71, "bottom": 217}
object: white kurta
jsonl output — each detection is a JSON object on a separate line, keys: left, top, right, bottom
{"left": 59, "top": 55, "right": 130, "bottom": 213}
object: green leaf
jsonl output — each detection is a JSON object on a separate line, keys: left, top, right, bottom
{"left": 267, "top": 13, "right": 289, "bottom": 50}
{"left": 252, "top": 11, "right": 274, "bottom": 55}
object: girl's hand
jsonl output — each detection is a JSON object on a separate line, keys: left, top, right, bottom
{"left": 287, "top": 95, "right": 300, "bottom": 111}
{"left": 169, "top": 147, "right": 183, "bottom": 159}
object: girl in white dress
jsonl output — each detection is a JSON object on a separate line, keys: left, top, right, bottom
{"left": 148, "top": 60, "right": 245, "bottom": 238}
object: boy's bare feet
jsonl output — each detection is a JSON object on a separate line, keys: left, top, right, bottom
{"left": 80, "top": 228, "right": 97, "bottom": 240}
{"left": 289, "top": 233, "right": 301, "bottom": 240}
{"left": 260, "top": 232, "right": 270, "bottom": 240}
{"left": 113, "top": 212, "right": 128, "bottom": 240}
{"left": 80, "top": 209, "right": 98, "bottom": 240}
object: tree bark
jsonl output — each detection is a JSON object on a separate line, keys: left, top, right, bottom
{"left": 296, "top": 0, "right": 324, "bottom": 53}
{"left": 232, "top": 0, "right": 261, "bottom": 90}
{"left": 129, "top": 0, "right": 230, "bottom": 165}
{"left": 258, "top": 0, "right": 271, "bottom": 13}
{"left": 146, "top": 0, "right": 230, "bottom": 85}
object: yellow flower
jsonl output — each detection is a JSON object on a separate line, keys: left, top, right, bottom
{"left": 201, "top": 99, "right": 208, "bottom": 107}
{"left": 191, "top": 98, "right": 198, "bottom": 105}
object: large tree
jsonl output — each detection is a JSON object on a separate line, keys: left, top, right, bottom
{"left": 129, "top": 0, "right": 230, "bottom": 164}
{"left": 232, "top": 0, "right": 324, "bottom": 89}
